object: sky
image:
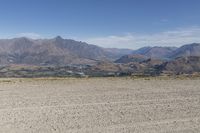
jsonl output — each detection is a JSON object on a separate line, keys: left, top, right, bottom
{"left": 0, "top": 0, "right": 200, "bottom": 49}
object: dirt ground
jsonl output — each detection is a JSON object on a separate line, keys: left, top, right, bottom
{"left": 0, "top": 77, "right": 200, "bottom": 133}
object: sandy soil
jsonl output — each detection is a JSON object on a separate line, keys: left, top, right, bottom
{"left": 0, "top": 77, "right": 200, "bottom": 133}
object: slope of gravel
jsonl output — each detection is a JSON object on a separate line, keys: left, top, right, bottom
{"left": 0, "top": 78, "right": 200, "bottom": 133}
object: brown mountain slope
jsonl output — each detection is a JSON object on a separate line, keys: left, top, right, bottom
{"left": 0, "top": 36, "right": 133, "bottom": 65}
{"left": 161, "top": 56, "right": 200, "bottom": 74}
{"left": 132, "top": 46, "right": 177, "bottom": 58}
{"left": 169, "top": 43, "right": 200, "bottom": 58}
{"left": 115, "top": 54, "right": 148, "bottom": 63}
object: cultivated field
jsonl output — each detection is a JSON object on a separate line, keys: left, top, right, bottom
{"left": 0, "top": 77, "right": 200, "bottom": 133}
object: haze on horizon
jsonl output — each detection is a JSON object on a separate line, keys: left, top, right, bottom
{"left": 0, "top": 0, "right": 200, "bottom": 49}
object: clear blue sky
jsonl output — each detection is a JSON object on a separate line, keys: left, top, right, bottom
{"left": 0, "top": 0, "right": 200, "bottom": 49}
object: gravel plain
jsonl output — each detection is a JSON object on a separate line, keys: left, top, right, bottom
{"left": 0, "top": 77, "right": 200, "bottom": 133}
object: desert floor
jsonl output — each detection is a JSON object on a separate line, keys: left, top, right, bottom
{"left": 0, "top": 77, "right": 200, "bottom": 133}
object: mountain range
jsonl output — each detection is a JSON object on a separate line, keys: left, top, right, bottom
{"left": 0, "top": 36, "right": 133, "bottom": 65}
{"left": 116, "top": 43, "right": 200, "bottom": 63}
{"left": 0, "top": 36, "right": 200, "bottom": 77}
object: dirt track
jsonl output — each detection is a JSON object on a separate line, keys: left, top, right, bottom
{"left": 0, "top": 78, "right": 200, "bottom": 133}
